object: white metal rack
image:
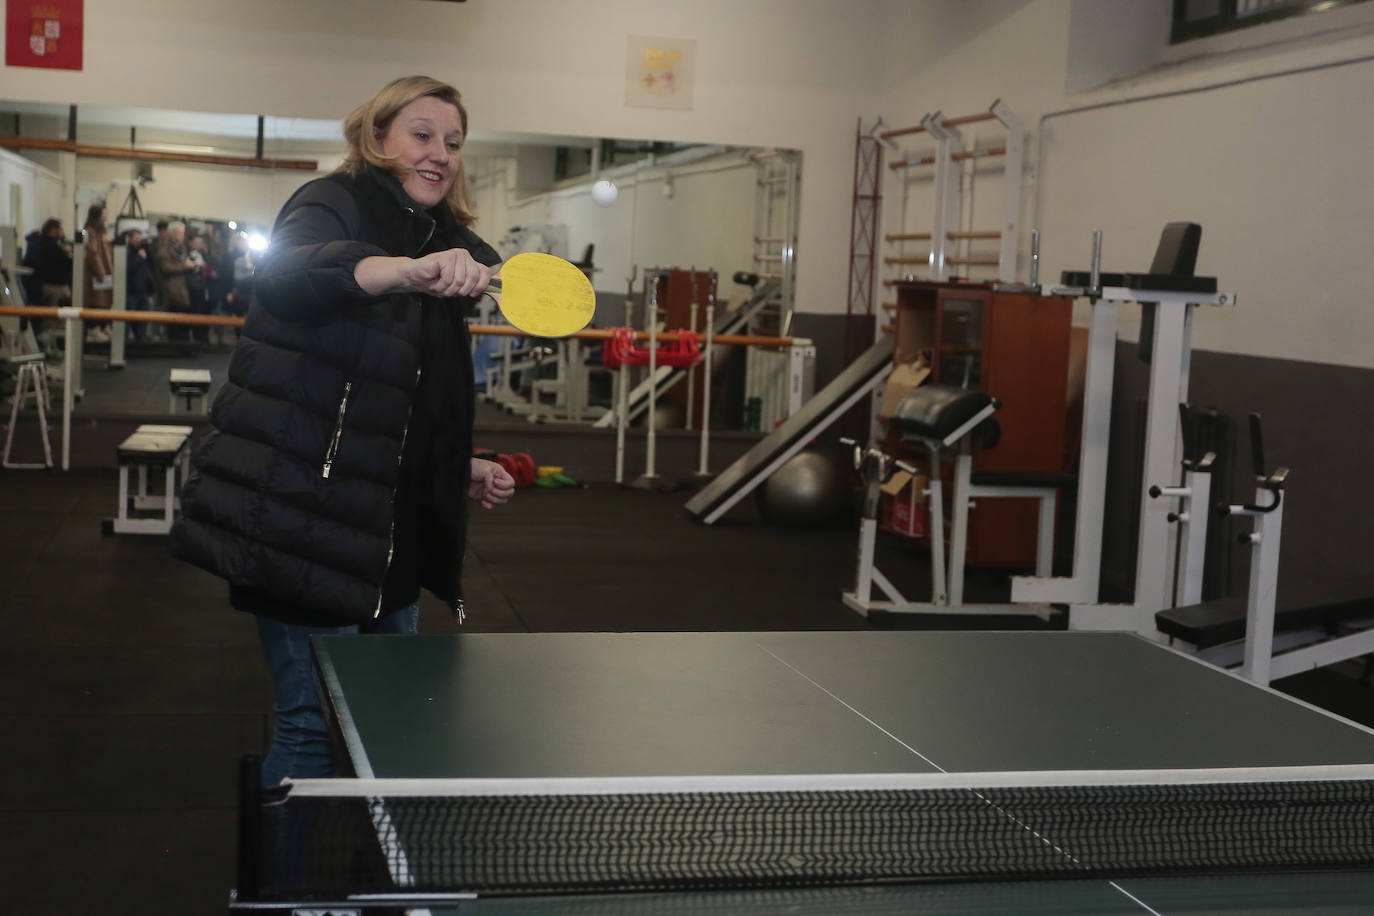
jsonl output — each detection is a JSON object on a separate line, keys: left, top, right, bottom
{"left": 878, "top": 100, "right": 1024, "bottom": 288}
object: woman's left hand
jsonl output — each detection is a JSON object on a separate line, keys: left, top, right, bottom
{"left": 468, "top": 458, "right": 516, "bottom": 509}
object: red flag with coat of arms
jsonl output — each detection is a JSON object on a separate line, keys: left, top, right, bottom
{"left": 6, "top": 0, "right": 84, "bottom": 71}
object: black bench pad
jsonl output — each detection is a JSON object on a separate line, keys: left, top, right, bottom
{"left": 971, "top": 470, "right": 1077, "bottom": 490}
{"left": 894, "top": 386, "right": 991, "bottom": 440}
{"left": 1157, "top": 594, "right": 1374, "bottom": 650}
{"left": 1059, "top": 271, "right": 1218, "bottom": 293}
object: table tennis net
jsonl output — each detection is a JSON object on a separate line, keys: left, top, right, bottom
{"left": 244, "top": 769, "right": 1374, "bottom": 900}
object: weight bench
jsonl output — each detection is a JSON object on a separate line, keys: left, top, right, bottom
{"left": 103, "top": 424, "right": 194, "bottom": 535}
{"left": 169, "top": 368, "right": 212, "bottom": 414}
{"left": 1155, "top": 415, "right": 1374, "bottom": 683}
{"left": 843, "top": 385, "right": 1071, "bottom": 618}
{"left": 1158, "top": 585, "right": 1374, "bottom": 685}
{"left": 2, "top": 351, "right": 53, "bottom": 469}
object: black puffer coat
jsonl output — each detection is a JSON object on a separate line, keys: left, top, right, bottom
{"left": 170, "top": 165, "right": 500, "bottom": 624}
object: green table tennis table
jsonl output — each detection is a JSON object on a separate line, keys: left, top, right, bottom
{"left": 236, "top": 630, "right": 1374, "bottom": 913}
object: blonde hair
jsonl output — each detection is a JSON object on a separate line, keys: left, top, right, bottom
{"left": 341, "top": 75, "right": 476, "bottom": 225}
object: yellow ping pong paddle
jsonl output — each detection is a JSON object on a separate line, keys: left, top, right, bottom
{"left": 484, "top": 252, "right": 595, "bottom": 338}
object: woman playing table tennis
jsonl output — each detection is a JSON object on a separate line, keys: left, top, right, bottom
{"left": 172, "top": 76, "right": 516, "bottom": 787}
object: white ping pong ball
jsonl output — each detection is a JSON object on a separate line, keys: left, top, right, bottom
{"left": 591, "top": 180, "right": 619, "bottom": 206}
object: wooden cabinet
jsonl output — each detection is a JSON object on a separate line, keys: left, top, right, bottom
{"left": 891, "top": 281, "right": 1073, "bottom": 567}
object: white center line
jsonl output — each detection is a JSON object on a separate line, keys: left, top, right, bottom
{"left": 756, "top": 643, "right": 946, "bottom": 772}
{"left": 757, "top": 641, "right": 1165, "bottom": 915}
{"left": 1110, "top": 881, "right": 1164, "bottom": 915}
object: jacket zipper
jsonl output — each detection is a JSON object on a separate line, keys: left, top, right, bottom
{"left": 321, "top": 381, "right": 353, "bottom": 479}
{"left": 374, "top": 210, "right": 452, "bottom": 621}
{"left": 408, "top": 208, "right": 436, "bottom": 251}
{"left": 373, "top": 365, "right": 421, "bottom": 618}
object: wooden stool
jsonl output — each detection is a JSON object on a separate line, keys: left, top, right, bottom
{"left": 104, "top": 424, "right": 194, "bottom": 535}
{"left": 2, "top": 352, "right": 53, "bottom": 469}
{"left": 169, "top": 368, "right": 212, "bottom": 414}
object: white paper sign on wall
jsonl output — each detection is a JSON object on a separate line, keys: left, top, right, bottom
{"left": 625, "top": 36, "right": 696, "bottom": 111}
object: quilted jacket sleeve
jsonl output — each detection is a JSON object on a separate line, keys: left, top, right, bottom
{"left": 252, "top": 180, "right": 388, "bottom": 322}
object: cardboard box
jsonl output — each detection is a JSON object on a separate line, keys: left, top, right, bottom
{"left": 880, "top": 468, "right": 928, "bottom": 538}
{"left": 879, "top": 359, "right": 931, "bottom": 420}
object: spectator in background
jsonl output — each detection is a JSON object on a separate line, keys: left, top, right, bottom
{"left": 20, "top": 227, "right": 44, "bottom": 305}
{"left": 123, "top": 228, "right": 158, "bottom": 342}
{"left": 207, "top": 225, "right": 235, "bottom": 346}
{"left": 32, "top": 218, "right": 72, "bottom": 308}
{"left": 152, "top": 219, "right": 169, "bottom": 312}
{"left": 157, "top": 221, "right": 193, "bottom": 341}
{"left": 20, "top": 226, "right": 50, "bottom": 348}
{"left": 186, "top": 233, "right": 213, "bottom": 345}
{"left": 225, "top": 233, "right": 254, "bottom": 345}
{"left": 82, "top": 203, "right": 114, "bottom": 344}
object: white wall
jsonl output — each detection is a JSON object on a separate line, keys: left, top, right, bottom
{"left": 877, "top": 0, "right": 1374, "bottom": 370}
{"left": 0, "top": 0, "right": 893, "bottom": 318}
{"left": 0, "top": 147, "right": 63, "bottom": 238}
{"left": 7, "top": 0, "right": 1368, "bottom": 365}
{"left": 472, "top": 149, "right": 764, "bottom": 302}
{"left": 75, "top": 157, "right": 326, "bottom": 230}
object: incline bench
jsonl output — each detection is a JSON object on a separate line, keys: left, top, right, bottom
{"left": 102, "top": 424, "right": 195, "bottom": 535}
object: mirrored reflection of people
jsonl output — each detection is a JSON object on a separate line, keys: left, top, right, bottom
{"left": 123, "top": 228, "right": 157, "bottom": 342}
{"left": 152, "top": 219, "right": 169, "bottom": 319}
{"left": 171, "top": 76, "right": 517, "bottom": 787}
{"left": 156, "top": 221, "right": 193, "bottom": 341}
{"left": 223, "top": 234, "right": 254, "bottom": 345}
{"left": 33, "top": 218, "right": 72, "bottom": 308}
{"left": 82, "top": 203, "right": 115, "bottom": 344}
{"left": 186, "top": 233, "right": 212, "bottom": 345}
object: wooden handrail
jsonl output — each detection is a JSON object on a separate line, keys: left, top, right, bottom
{"left": 0, "top": 307, "right": 803, "bottom": 347}
{"left": 888, "top": 146, "right": 1005, "bottom": 170}
{"left": 0, "top": 135, "right": 319, "bottom": 171}
{"left": 941, "top": 111, "right": 997, "bottom": 128}
{"left": 473, "top": 325, "right": 803, "bottom": 348}
{"left": 889, "top": 155, "right": 936, "bottom": 171}
{"left": 878, "top": 125, "right": 927, "bottom": 141}
{"left": 887, "top": 231, "right": 1000, "bottom": 243}
{"left": 0, "top": 305, "right": 244, "bottom": 326}
{"left": 952, "top": 146, "right": 1006, "bottom": 161}
{"left": 879, "top": 109, "right": 998, "bottom": 141}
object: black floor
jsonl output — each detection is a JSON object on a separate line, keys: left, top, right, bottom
{"left": 0, "top": 458, "right": 885, "bottom": 914}
{"left": 3, "top": 358, "right": 1373, "bottom": 914}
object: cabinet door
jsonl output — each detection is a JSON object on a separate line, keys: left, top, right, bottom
{"left": 934, "top": 293, "right": 987, "bottom": 389}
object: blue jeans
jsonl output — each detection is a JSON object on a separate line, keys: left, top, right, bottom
{"left": 126, "top": 292, "right": 155, "bottom": 340}
{"left": 255, "top": 603, "right": 419, "bottom": 787}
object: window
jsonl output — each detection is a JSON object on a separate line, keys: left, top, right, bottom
{"left": 1172, "top": 0, "right": 1371, "bottom": 42}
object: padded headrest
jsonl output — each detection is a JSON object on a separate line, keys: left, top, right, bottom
{"left": 1149, "top": 222, "right": 1201, "bottom": 277}
{"left": 893, "top": 385, "right": 993, "bottom": 441}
